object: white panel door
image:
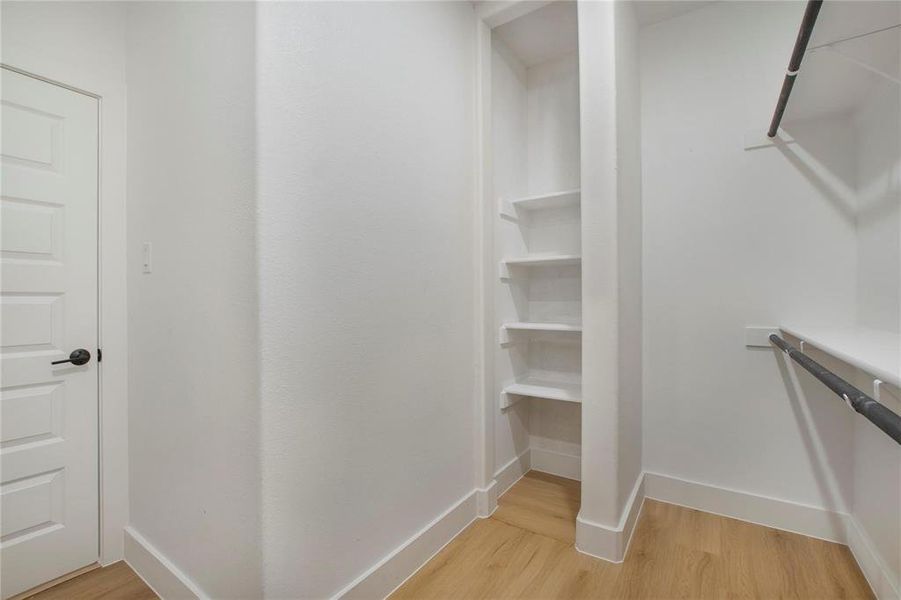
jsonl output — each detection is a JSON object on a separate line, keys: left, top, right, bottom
{"left": 0, "top": 67, "right": 99, "bottom": 599}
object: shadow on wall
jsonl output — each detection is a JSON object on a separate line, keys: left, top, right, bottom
{"left": 772, "top": 342, "right": 854, "bottom": 524}
{"left": 779, "top": 118, "right": 858, "bottom": 223}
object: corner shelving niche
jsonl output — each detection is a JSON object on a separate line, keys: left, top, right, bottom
{"left": 488, "top": 0, "right": 582, "bottom": 484}
{"left": 497, "top": 183, "right": 583, "bottom": 409}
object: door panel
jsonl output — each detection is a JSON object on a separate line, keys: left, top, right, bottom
{"left": 0, "top": 67, "right": 99, "bottom": 599}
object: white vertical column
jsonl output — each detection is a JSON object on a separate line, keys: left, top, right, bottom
{"left": 575, "top": 0, "right": 624, "bottom": 559}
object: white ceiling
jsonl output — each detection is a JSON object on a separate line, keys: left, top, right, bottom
{"left": 488, "top": 1, "right": 717, "bottom": 68}
{"left": 493, "top": 1, "right": 578, "bottom": 68}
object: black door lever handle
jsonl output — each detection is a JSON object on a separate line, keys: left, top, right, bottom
{"left": 52, "top": 348, "right": 91, "bottom": 366}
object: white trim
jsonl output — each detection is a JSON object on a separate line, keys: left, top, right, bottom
{"left": 644, "top": 472, "right": 848, "bottom": 543}
{"left": 1, "top": 41, "right": 128, "bottom": 566}
{"left": 494, "top": 449, "right": 532, "bottom": 498}
{"left": 473, "top": 13, "right": 497, "bottom": 516}
{"left": 575, "top": 473, "right": 645, "bottom": 562}
{"left": 335, "top": 491, "right": 478, "bottom": 600}
{"left": 743, "top": 128, "right": 795, "bottom": 150}
{"left": 845, "top": 514, "right": 900, "bottom": 600}
{"left": 124, "top": 527, "right": 206, "bottom": 600}
{"left": 476, "top": 480, "right": 498, "bottom": 517}
{"left": 530, "top": 447, "right": 581, "bottom": 481}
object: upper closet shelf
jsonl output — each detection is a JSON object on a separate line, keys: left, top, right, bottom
{"left": 501, "top": 378, "right": 582, "bottom": 409}
{"left": 499, "top": 189, "right": 581, "bottom": 219}
{"left": 500, "top": 254, "right": 581, "bottom": 279}
{"left": 509, "top": 189, "right": 581, "bottom": 211}
{"left": 503, "top": 322, "right": 582, "bottom": 332}
{"left": 502, "top": 254, "right": 581, "bottom": 267}
{"left": 500, "top": 322, "right": 582, "bottom": 344}
{"left": 780, "top": 325, "right": 900, "bottom": 388}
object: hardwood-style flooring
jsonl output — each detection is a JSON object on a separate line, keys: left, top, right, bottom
{"left": 21, "top": 561, "right": 156, "bottom": 600}
{"left": 22, "top": 473, "right": 873, "bottom": 599}
{"left": 392, "top": 471, "right": 874, "bottom": 599}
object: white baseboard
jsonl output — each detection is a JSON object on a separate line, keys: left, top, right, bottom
{"left": 575, "top": 473, "right": 645, "bottom": 562}
{"left": 336, "top": 490, "right": 478, "bottom": 599}
{"left": 122, "top": 465, "right": 895, "bottom": 600}
{"left": 845, "top": 514, "right": 900, "bottom": 600}
{"left": 494, "top": 449, "right": 531, "bottom": 498}
{"left": 643, "top": 472, "right": 848, "bottom": 543}
{"left": 530, "top": 447, "right": 580, "bottom": 481}
{"left": 475, "top": 479, "right": 498, "bottom": 517}
{"left": 124, "top": 526, "right": 206, "bottom": 600}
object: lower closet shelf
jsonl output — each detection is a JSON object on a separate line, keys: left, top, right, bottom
{"left": 500, "top": 378, "right": 582, "bottom": 409}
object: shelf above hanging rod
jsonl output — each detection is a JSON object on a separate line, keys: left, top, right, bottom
{"left": 771, "top": 334, "right": 901, "bottom": 445}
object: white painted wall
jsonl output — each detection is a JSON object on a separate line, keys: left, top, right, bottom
{"left": 640, "top": 0, "right": 859, "bottom": 513}
{"left": 613, "top": 0, "right": 642, "bottom": 517}
{"left": 578, "top": 0, "right": 621, "bottom": 528}
{"left": 577, "top": 0, "right": 644, "bottom": 540}
{"left": 256, "top": 2, "right": 478, "bottom": 596}
{"left": 855, "top": 78, "right": 900, "bottom": 333}
{"left": 126, "top": 3, "right": 262, "bottom": 597}
{"left": 851, "top": 66, "right": 900, "bottom": 595}
{"left": 1, "top": 0, "right": 130, "bottom": 565}
{"left": 527, "top": 53, "right": 581, "bottom": 195}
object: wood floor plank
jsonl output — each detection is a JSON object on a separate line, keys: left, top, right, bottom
{"left": 392, "top": 473, "right": 875, "bottom": 600}
{"left": 492, "top": 471, "right": 580, "bottom": 544}
{"left": 24, "top": 473, "right": 874, "bottom": 600}
{"left": 23, "top": 561, "right": 156, "bottom": 600}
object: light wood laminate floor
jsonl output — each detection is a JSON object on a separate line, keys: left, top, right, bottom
{"left": 21, "top": 472, "right": 873, "bottom": 599}
{"left": 21, "top": 561, "right": 156, "bottom": 600}
{"left": 392, "top": 471, "right": 874, "bottom": 599}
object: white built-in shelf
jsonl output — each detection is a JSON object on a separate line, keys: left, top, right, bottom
{"left": 500, "top": 378, "right": 582, "bottom": 409}
{"left": 780, "top": 325, "right": 900, "bottom": 388}
{"left": 502, "top": 254, "right": 581, "bottom": 268}
{"left": 509, "top": 189, "right": 581, "bottom": 211}
{"left": 503, "top": 322, "right": 582, "bottom": 333}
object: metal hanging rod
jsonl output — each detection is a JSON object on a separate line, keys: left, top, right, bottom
{"left": 770, "top": 334, "right": 901, "bottom": 446}
{"left": 767, "top": 0, "right": 824, "bottom": 138}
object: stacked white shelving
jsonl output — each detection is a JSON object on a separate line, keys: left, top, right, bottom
{"left": 489, "top": 3, "right": 583, "bottom": 482}
{"left": 498, "top": 189, "right": 582, "bottom": 409}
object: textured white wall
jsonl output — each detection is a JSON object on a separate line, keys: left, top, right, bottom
{"left": 527, "top": 53, "right": 581, "bottom": 195}
{"left": 640, "top": 1, "right": 859, "bottom": 510}
{"left": 577, "top": 0, "right": 644, "bottom": 531}
{"left": 126, "top": 3, "right": 262, "bottom": 597}
{"left": 855, "top": 79, "right": 900, "bottom": 333}
{"left": 256, "top": 2, "right": 477, "bottom": 596}
{"left": 578, "top": 0, "right": 621, "bottom": 526}
{"left": 613, "top": 0, "right": 643, "bottom": 516}
{"left": 851, "top": 70, "right": 900, "bottom": 593}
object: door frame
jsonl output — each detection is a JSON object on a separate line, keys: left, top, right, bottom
{"left": 1, "top": 50, "right": 128, "bottom": 566}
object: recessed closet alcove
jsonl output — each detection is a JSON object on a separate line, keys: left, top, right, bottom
{"left": 489, "top": 1, "right": 583, "bottom": 484}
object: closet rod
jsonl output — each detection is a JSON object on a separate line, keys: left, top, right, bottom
{"left": 767, "top": 0, "right": 824, "bottom": 138}
{"left": 770, "top": 334, "right": 901, "bottom": 446}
